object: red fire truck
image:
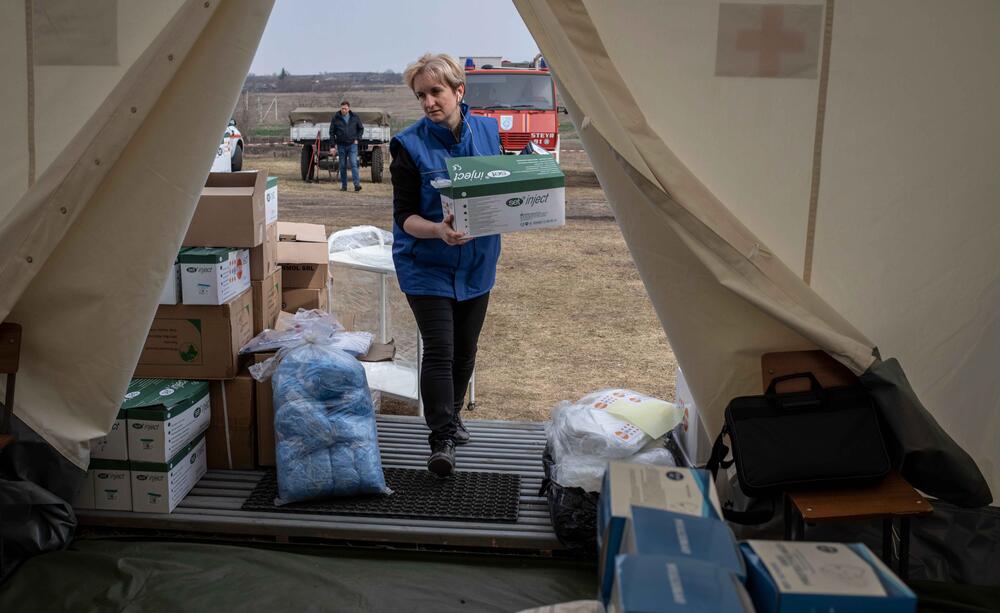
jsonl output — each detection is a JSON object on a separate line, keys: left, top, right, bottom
{"left": 463, "top": 58, "right": 564, "bottom": 161}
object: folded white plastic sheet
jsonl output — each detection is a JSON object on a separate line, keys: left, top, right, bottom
{"left": 0, "top": 0, "right": 274, "bottom": 469}
{"left": 514, "top": 0, "right": 1000, "bottom": 497}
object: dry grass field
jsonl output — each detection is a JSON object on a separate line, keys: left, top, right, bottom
{"left": 247, "top": 138, "right": 675, "bottom": 423}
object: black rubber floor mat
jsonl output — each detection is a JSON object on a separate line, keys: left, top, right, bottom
{"left": 242, "top": 467, "right": 520, "bottom": 523}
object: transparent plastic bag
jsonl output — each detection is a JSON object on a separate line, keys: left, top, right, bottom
{"left": 247, "top": 317, "right": 389, "bottom": 504}
{"left": 546, "top": 389, "right": 678, "bottom": 492}
{"left": 242, "top": 309, "right": 373, "bottom": 360}
{"left": 327, "top": 225, "right": 392, "bottom": 255}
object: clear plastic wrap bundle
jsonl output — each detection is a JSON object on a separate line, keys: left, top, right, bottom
{"left": 242, "top": 310, "right": 373, "bottom": 358}
{"left": 546, "top": 389, "right": 679, "bottom": 493}
{"left": 327, "top": 225, "right": 393, "bottom": 255}
{"left": 247, "top": 318, "right": 389, "bottom": 505}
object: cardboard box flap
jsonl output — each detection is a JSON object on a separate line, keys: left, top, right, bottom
{"left": 205, "top": 170, "right": 266, "bottom": 190}
{"left": 277, "top": 221, "right": 326, "bottom": 243}
{"left": 201, "top": 186, "right": 256, "bottom": 199}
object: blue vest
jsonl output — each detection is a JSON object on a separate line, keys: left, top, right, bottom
{"left": 391, "top": 106, "right": 502, "bottom": 300}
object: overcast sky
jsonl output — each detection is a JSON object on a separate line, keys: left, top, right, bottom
{"left": 249, "top": 0, "right": 541, "bottom": 75}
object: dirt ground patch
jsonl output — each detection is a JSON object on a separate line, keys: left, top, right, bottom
{"left": 251, "top": 151, "right": 676, "bottom": 422}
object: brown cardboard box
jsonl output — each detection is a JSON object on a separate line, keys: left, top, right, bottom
{"left": 252, "top": 267, "right": 282, "bottom": 334}
{"left": 135, "top": 288, "right": 254, "bottom": 379}
{"left": 183, "top": 171, "right": 267, "bottom": 248}
{"left": 282, "top": 286, "right": 329, "bottom": 313}
{"left": 277, "top": 221, "right": 329, "bottom": 289}
{"left": 254, "top": 353, "right": 276, "bottom": 466}
{"left": 250, "top": 222, "right": 278, "bottom": 281}
{"left": 206, "top": 372, "right": 255, "bottom": 470}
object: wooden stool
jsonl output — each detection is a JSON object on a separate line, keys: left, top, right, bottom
{"left": 762, "top": 350, "right": 932, "bottom": 581}
{"left": 784, "top": 470, "right": 932, "bottom": 580}
{"left": 0, "top": 322, "right": 22, "bottom": 450}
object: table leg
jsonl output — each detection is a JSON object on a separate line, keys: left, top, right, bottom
{"left": 882, "top": 518, "right": 893, "bottom": 567}
{"left": 899, "top": 517, "right": 910, "bottom": 581}
{"left": 783, "top": 494, "right": 793, "bottom": 540}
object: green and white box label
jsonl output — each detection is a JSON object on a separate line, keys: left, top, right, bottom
{"left": 265, "top": 176, "right": 279, "bottom": 224}
{"left": 125, "top": 379, "right": 211, "bottom": 463}
{"left": 91, "top": 459, "right": 133, "bottom": 511}
{"left": 438, "top": 154, "right": 565, "bottom": 238}
{"left": 179, "top": 247, "right": 250, "bottom": 305}
{"left": 131, "top": 436, "right": 207, "bottom": 514}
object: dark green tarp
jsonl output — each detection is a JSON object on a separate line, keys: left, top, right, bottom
{"left": 0, "top": 539, "right": 595, "bottom": 612}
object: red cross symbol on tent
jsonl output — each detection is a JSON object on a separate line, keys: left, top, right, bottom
{"left": 734, "top": 5, "right": 806, "bottom": 77}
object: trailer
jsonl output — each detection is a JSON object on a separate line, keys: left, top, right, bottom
{"left": 289, "top": 107, "right": 390, "bottom": 183}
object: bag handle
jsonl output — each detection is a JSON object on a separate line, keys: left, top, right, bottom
{"left": 765, "top": 372, "right": 823, "bottom": 396}
{"left": 706, "top": 425, "right": 734, "bottom": 478}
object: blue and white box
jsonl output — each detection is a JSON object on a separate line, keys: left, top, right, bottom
{"left": 625, "top": 506, "right": 746, "bottom": 581}
{"left": 741, "top": 541, "right": 916, "bottom": 613}
{"left": 609, "top": 555, "right": 754, "bottom": 613}
{"left": 599, "top": 462, "right": 722, "bottom": 603}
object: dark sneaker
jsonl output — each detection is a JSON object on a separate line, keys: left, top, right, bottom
{"left": 354, "top": 185, "right": 362, "bottom": 192}
{"left": 340, "top": 186, "right": 348, "bottom": 191}
{"left": 453, "top": 414, "right": 471, "bottom": 445}
{"left": 427, "top": 439, "right": 456, "bottom": 477}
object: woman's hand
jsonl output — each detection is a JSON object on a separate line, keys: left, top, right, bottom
{"left": 436, "top": 214, "right": 472, "bottom": 245}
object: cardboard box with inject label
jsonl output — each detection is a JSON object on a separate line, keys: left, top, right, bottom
{"left": 135, "top": 288, "right": 254, "bottom": 379}
{"left": 438, "top": 154, "right": 565, "bottom": 238}
{"left": 90, "top": 408, "right": 128, "bottom": 460}
{"left": 131, "top": 435, "right": 207, "bottom": 514}
{"left": 276, "top": 221, "right": 329, "bottom": 289}
{"left": 125, "top": 379, "right": 211, "bottom": 463}
{"left": 91, "top": 459, "right": 133, "bottom": 511}
{"left": 265, "top": 176, "right": 278, "bottom": 225}
{"left": 179, "top": 247, "right": 251, "bottom": 306}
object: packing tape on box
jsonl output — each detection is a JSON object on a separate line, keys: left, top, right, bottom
{"left": 221, "top": 381, "right": 233, "bottom": 469}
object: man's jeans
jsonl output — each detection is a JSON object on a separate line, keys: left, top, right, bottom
{"left": 337, "top": 143, "right": 360, "bottom": 188}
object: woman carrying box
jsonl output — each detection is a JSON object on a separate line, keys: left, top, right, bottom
{"left": 390, "top": 53, "right": 501, "bottom": 477}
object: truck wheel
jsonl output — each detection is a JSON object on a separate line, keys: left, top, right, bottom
{"left": 231, "top": 143, "right": 243, "bottom": 171}
{"left": 370, "top": 146, "right": 383, "bottom": 183}
{"left": 300, "top": 144, "right": 315, "bottom": 181}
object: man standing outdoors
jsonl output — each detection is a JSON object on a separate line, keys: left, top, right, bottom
{"left": 330, "top": 100, "right": 364, "bottom": 191}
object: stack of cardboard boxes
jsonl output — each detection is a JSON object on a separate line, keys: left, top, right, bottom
{"left": 77, "top": 171, "right": 285, "bottom": 514}
{"left": 597, "top": 461, "right": 917, "bottom": 612}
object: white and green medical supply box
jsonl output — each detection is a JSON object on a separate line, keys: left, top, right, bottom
{"left": 90, "top": 408, "right": 128, "bottom": 461}
{"left": 179, "top": 247, "right": 251, "bottom": 305}
{"left": 265, "top": 176, "right": 278, "bottom": 224}
{"left": 125, "top": 379, "right": 211, "bottom": 463}
{"left": 91, "top": 458, "right": 133, "bottom": 511}
{"left": 130, "top": 435, "right": 207, "bottom": 514}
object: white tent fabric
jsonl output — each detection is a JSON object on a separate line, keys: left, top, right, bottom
{"left": 514, "top": 0, "right": 999, "bottom": 495}
{"left": 0, "top": 0, "right": 273, "bottom": 469}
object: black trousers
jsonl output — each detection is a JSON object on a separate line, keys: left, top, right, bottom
{"left": 406, "top": 292, "right": 490, "bottom": 444}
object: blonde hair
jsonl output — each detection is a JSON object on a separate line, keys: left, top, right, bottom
{"left": 403, "top": 53, "right": 465, "bottom": 92}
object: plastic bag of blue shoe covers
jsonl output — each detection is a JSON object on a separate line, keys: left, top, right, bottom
{"left": 247, "top": 317, "right": 389, "bottom": 505}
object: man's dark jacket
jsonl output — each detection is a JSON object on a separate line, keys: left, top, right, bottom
{"left": 330, "top": 111, "right": 364, "bottom": 145}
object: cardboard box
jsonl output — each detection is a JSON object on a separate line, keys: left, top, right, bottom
{"left": 516, "top": 603, "right": 603, "bottom": 613}
{"left": 183, "top": 171, "right": 267, "bottom": 248}
{"left": 136, "top": 288, "right": 254, "bottom": 379}
{"left": 254, "top": 353, "right": 276, "bottom": 467}
{"left": 281, "top": 286, "right": 329, "bottom": 313}
{"left": 90, "top": 409, "right": 128, "bottom": 460}
{"left": 73, "top": 470, "right": 96, "bottom": 510}
{"left": 91, "top": 459, "right": 133, "bottom": 511}
{"left": 276, "top": 221, "right": 329, "bottom": 289}
{"left": 599, "top": 463, "right": 722, "bottom": 604}
{"left": 251, "top": 222, "right": 279, "bottom": 281}
{"left": 438, "top": 154, "right": 565, "bottom": 237}
{"left": 624, "top": 506, "right": 746, "bottom": 581}
{"left": 130, "top": 435, "right": 207, "bottom": 514}
{"left": 207, "top": 372, "right": 256, "bottom": 470}
{"left": 265, "top": 176, "right": 278, "bottom": 224}
{"left": 159, "top": 262, "right": 181, "bottom": 305}
{"left": 609, "top": 555, "right": 753, "bottom": 613}
{"left": 125, "top": 379, "right": 211, "bottom": 463}
{"left": 741, "top": 541, "right": 917, "bottom": 613}
{"left": 179, "top": 247, "right": 251, "bottom": 305}
{"left": 252, "top": 267, "right": 282, "bottom": 334}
